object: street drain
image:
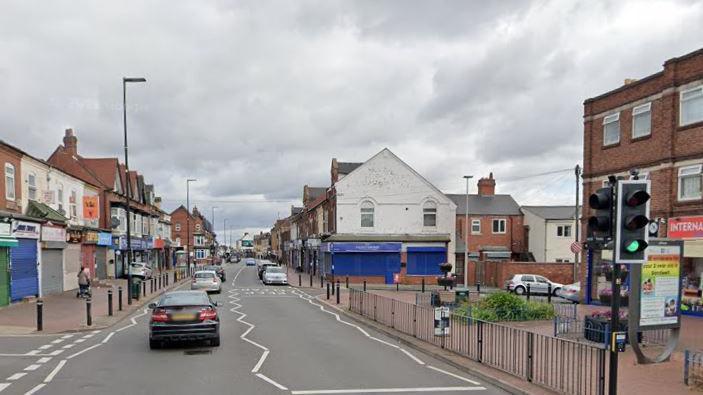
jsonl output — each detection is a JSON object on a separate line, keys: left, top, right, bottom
{"left": 184, "top": 349, "right": 212, "bottom": 355}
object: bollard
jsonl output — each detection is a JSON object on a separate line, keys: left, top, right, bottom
{"left": 174, "top": 271, "right": 177, "bottom": 284}
{"left": 336, "top": 281, "right": 340, "bottom": 304}
{"left": 298, "top": 274, "right": 302, "bottom": 287}
{"left": 143, "top": 281, "right": 146, "bottom": 297}
{"left": 477, "top": 281, "right": 481, "bottom": 293}
{"left": 36, "top": 299, "right": 43, "bottom": 331}
{"left": 396, "top": 282, "right": 399, "bottom": 292}
{"left": 421, "top": 278, "right": 425, "bottom": 293}
{"left": 310, "top": 274, "right": 313, "bottom": 288}
{"left": 151, "top": 278, "right": 154, "bottom": 293}
{"left": 158, "top": 275, "right": 162, "bottom": 290}
{"left": 320, "top": 275, "right": 323, "bottom": 288}
{"left": 86, "top": 297, "right": 92, "bottom": 326}
{"left": 363, "top": 280, "right": 367, "bottom": 292}
{"left": 548, "top": 284, "right": 552, "bottom": 303}
{"left": 526, "top": 283, "right": 531, "bottom": 301}
{"left": 166, "top": 273, "right": 169, "bottom": 286}
{"left": 345, "top": 276, "right": 349, "bottom": 289}
{"left": 326, "top": 283, "right": 330, "bottom": 300}
{"left": 118, "top": 286, "right": 123, "bottom": 311}
{"left": 108, "top": 289, "right": 113, "bottom": 316}
{"left": 331, "top": 280, "right": 335, "bottom": 296}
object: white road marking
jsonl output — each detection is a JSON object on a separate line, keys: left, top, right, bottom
{"left": 426, "top": 365, "right": 481, "bottom": 385}
{"left": 36, "top": 357, "right": 52, "bottom": 364}
{"left": 399, "top": 349, "right": 425, "bottom": 365}
{"left": 48, "top": 350, "right": 64, "bottom": 356}
{"left": 61, "top": 344, "right": 75, "bottom": 349}
{"left": 102, "top": 332, "right": 115, "bottom": 344}
{"left": 44, "top": 359, "right": 67, "bottom": 383}
{"left": 256, "top": 373, "right": 288, "bottom": 390}
{"left": 60, "top": 335, "right": 73, "bottom": 340}
{"left": 252, "top": 350, "right": 270, "bottom": 373}
{"left": 25, "top": 350, "right": 40, "bottom": 356}
{"left": 66, "top": 344, "right": 102, "bottom": 360}
{"left": 0, "top": 353, "right": 51, "bottom": 357}
{"left": 0, "top": 383, "right": 10, "bottom": 392}
{"left": 82, "top": 334, "right": 94, "bottom": 339}
{"left": 115, "top": 308, "right": 149, "bottom": 332}
{"left": 6, "top": 373, "right": 26, "bottom": 380}
{"left": 290, "top": 387, "right": 486, "bottom": 394}
{"left": 23, "top": 364, "right": 41, "bottom": 371}
{"left": 37, "top": 345, "right": 52, "bottom": 350}
{"left": 74, "top": 338, "right": 86, "bottom": 343}
{"left": 50, "top": 339, "right": 63, "bottom": 344}
{"left": 24, "top": 383, "right": 45, "bottom": 395}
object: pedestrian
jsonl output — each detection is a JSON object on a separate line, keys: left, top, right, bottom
{"left": 77, "top": 266, "right": 90, "bottom": 297}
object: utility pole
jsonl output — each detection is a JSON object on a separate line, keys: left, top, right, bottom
{"left": 186, "top": 179, "right": 197, "bottom": 270}
{"left": 463, "top": 175, "right": 473, "bottom": 288}
{"left": 574, "top": 164, "right": 581, "bottom": 283}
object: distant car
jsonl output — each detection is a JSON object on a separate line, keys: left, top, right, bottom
{"left": 257, "top": 261, "right": 278, "bottom": 279}
{"left": 203, "top": 265, "right": 226, "bottom": 282}
{"left": 129, "top": 262, "right": 153, "bottom": 279}
{"left": 245, "top": 258, "right": 256, "bottom": 266}
{"left": 556, "top": 282, "right": 580, "bottom": 303}
{"left": 191, "top": 271, "right": 222, "bottom": 294}
{"left": 148, "top": 290, "right": 220, "bottom": 349}
{"left": 505, "top": 274, "right": 562, "bottom": 295}
{"left": 262, "top": 266, "right": 288, "bottom": 285}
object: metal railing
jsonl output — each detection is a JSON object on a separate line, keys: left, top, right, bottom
{"left": 350, "top": 288, "right": 607, "bottom": 395}
{"left": 685, "top": 350, "right": 703, "bottom": 387}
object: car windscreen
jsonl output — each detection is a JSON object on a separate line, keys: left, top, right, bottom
{"left": 195, "top": 272, "right": 216, "bottom": 278}
{"left": 159, "top": 293, "right": 209, "bottom": 306}
{"left": 266, "top": 267, "right": 283, "bottom": 273}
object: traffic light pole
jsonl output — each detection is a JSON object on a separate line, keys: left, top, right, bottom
{"left": 609, "top": 262, "right": 621, "bottom": 395}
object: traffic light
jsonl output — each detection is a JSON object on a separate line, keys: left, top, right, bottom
{"left": 615, "top": 180, "right": 650, "bottom": 263}
{"left": 588, "top": 186, "right": 614, "bottom": 241}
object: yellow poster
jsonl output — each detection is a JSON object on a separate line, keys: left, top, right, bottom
{"left": 640, "top": 247, "right": 680, "bottom": 327}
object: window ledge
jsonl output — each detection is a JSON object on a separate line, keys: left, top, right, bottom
{"left": 630, "top": 134, "right": 651, "bottom": 143}
{"left": 678, "top": 120, "right": 703, "bottom": 132}
{"left": 676, "top": 197, "right": 702, "bottom": 204}
{"left": 602, "top": 142, "right": 621, "bottom": 150}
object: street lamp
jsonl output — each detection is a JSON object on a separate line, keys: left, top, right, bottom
{"left": 186, "top": 179, "right": 197, "bottom": 272}
{"left": 211, "top": 206, "right": 218, "bottom": 263}
{"left": 123, "top": 77, "right": 146, "bottom": 306}
{"left": 463, "top": 175, "right": 473, "bottom": 289}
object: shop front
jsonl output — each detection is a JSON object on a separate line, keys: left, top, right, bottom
{"left": 669, "top": 216, "right": 703, "bottom": 316}
{"left": 40, "top": 224, "right": 67, "bottom": 296}
{"left": 96, "top": 232, "right": 112, "bottom": 280}
{"left": 81, "top": 230, "right": 98, "bottom": 279}
{"left": 322, "top": 242, "right": 402, "bottom": 284}
{"left": 0, "top": 219, "right": 18, "bottom": 306}
{"left": 113, "top": 235, "right": 147, "bottom": 278}
{"left": 10, "top": 220, "right": 41, "bottom": 301}
{"left": 65, "top": 228, "right": 83, "bottom": 291}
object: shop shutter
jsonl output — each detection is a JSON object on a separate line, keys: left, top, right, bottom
{"left": 333, "top": 253, "right": 400, "bottom": 277}
{"left": 10, "top": 239, "right": 39, "bottom": 301}
{"left": 41, "top": 249, "right": 64, "bottom": 296}
{"left": 407, "top": 247, "right": 446, "bottom": 275}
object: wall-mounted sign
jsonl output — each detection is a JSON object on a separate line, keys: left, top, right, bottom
{"left": 83, "top": 196, "right": 99, "bottom": 220}
{"left": 331, "top": 242, "right": 402, "bottom": 253}
{"left": 668, "top": 216, "right": 703, "bottom": 239}
{"left": 97, "top": 232, "right": 112, "bottom": 246}
{"left": 12, "top": 220, "right": 40, "bottom": 239}
{"left": 43, "top": 190, "right": 55, "bottom": 204}
{"left": 0, "top": 222, "right": 11, "bottom": 237}
{"left": 42, "top": 226, "right": 66, "bottom": 242}
{"left": 83, "top": 230, "right": 99, "bottom": 244}
{"left": 67, "top": 229, "right": 83, "bottom": 243}
{"left": 637, "top": 243, "right": 682, "bottom": 329}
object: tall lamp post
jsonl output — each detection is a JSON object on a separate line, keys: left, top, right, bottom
{"left": 123, "top": 77, "right": 146, "bottom": 306}
{"left": 463, "top": 175, "right": 473, "bottom": 289}
{"left": 186, "top": 179, "right": 197, "bottom": 272}
{"left": 211, "top": 206, "right": 218, "bottom": 263}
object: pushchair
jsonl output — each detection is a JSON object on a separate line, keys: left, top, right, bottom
{"left": 77, "top": 281, "right": 92, "bottom": 298}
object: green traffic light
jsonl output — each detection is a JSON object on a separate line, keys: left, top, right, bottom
{"left": 625, "top": 240, "right": 640, "bottom": 253}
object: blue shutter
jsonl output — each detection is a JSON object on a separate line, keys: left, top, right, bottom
{"left": 407, "top": 247, "right": 446, "bottom": 275}
{"left": 10, "top": 239, "right": 39, "bottom": 301}
{"left": 332, "top": 253, "right": 400, "bottom": 276}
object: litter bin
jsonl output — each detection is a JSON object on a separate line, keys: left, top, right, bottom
{"left": 131, "top": 278, "right": 142, "bottom": 300}
{"left": 430, "top": 291, "right": 441, "bottom": 307}
{"left": 455, "top": 288, "right": 470, "bottom": 304}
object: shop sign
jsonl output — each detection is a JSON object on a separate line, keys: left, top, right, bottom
{"left": 12, "top": 220, "right": 40, "bottom": 239}
{"left": 668, "top": 216, "right": 703, "bottom": 239}
{"left": 83, "top": 230, "right": 99, "bottom": 244}
{"left": 331, "top": 242, "right": 402, "bottom": 253}
{"left": 638, "top": 244, "right": 681, "bottom": 328}
{"left": 41, "top": 226, "right": 66, "bottom": 242}
{"left": 83, "top": 196, "right": 99, "bottom": 220}
{"left": 0, "top": 222, "right": 11, "bottom": 237}
{"left": 116, "top": 236, "right": 146, "bottom": 250}
{"left": 145, "top": 236, "right": 154, "bottom": 249}
{"left": 43, "top": 190, "right": 55, "bottom": 204}
{"left": 307, "top": 238, "right": 321, "bottom": 247}
{"left": 154, "top": 239, "right": 165, "bottom": 249}
{"left": 97, "top": 232, "right": 112, "bottom": 246}
{"left": 67, "top": 229, "right": 83, "bottom": 243}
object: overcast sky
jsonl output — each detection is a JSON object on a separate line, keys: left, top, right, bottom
{"left": 2, "top": 0, "right": 702, "bottom": 241}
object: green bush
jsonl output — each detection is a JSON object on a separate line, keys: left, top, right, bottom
{"left": 461, "top": 292, "right": 556, "bottom": 322}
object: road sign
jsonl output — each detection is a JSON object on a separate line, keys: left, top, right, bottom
{"left": 570, "top": 241, "right": 583, "bottom": 254}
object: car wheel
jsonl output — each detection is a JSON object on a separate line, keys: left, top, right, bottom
{"left": 552, "top": 288, "right": 561, "bottom": 296}
{"left": 514, "top": 286, "right": 525, "bottom": 295}
{"left": 149, "top": 339, "right": 161, "bottom": 350}
{"left": 211, "top": 337, "right": 221, "bottom": 347}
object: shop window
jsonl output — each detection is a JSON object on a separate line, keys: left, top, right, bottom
{"left": 603, "top": 113, "right": 620, "bottom": 146}
{"left": 4, "top": 163, "right": 15, "bottom": 201}
{"left": 360, "top": 201, "right": 374, "bottom": 228}
{"left": 678, "top": 165, "right": 702, "bottom": 201}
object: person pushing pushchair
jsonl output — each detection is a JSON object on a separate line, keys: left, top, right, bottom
{"left": 76, "top": 266, "right": 91, "bottom": 298}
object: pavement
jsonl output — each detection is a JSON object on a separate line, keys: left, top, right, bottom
{"left": 0, "top": 261, "right": 506, "bottom": 395}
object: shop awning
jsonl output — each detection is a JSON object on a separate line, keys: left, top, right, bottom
{"left": 0, "top": 236, "right": 18, "bottom": 247}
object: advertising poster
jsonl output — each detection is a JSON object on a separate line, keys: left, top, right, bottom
{"left": 83, "top": 196, "right": 99, "bottom": 220}
{"left": 639, "top": 245, "right": 681, "bottom": 327}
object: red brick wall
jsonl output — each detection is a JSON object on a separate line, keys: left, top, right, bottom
{"left": 0, "top": 144, "right": 22, "bottom": 213}
{"left": 456, "top": 215, "right": 526, "bottom": 254}
{"left": 464, "top": 260, "right": 574, "bottom": 288}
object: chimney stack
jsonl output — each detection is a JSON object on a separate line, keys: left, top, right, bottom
{"left": 477, "top": 172, "right": 496, "bottom": 196}
{"left": 63, "top": 128, "right": 78, "bottom": 156}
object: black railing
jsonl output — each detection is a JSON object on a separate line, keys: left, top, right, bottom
{"left": 349, "top": 288, "right": 607, "bottom": 395}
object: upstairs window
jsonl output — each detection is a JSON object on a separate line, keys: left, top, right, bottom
{"left": 681, "top": 86, "right": 703, "bottom": 126}
{"left": 27, "top": 173, "right": 37, "bottom": 201}
{"left": 471, "top": 219, "right": 481, "bottom": 234}
{"left": 4, "top": 163, "right": 15, "bottom": 201}
{"left": 69, "top": 190, "right": 77, "bottom": 218}
{"left": 557, "top": 225, "right": 572, "bottom": 237}
{"left": 678, "top": 165, "right": 702, "bottom": 201}
{"left": 603, "top": 113, "right": 620, "bottom": 146}
{"left": 423, "top": 201, "right": 437, "bottom": 227}
{"left": 360, "top": 201, "right": 374, "bottom": 228}
{"left": 632, "top": 102, "right": 651, "bottom": 138}
{"left": 57, "top": 183, "right": 64, "bottom": 213}
{"left": 492, "top": 218, "right": 506, "bottom": 234}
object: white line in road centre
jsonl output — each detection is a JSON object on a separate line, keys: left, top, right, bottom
{"left": 23, "top": 383, "right": 45, "bottom": 395}
{"left": 256, "top": 373, "right": 288, "bottom": 390}
{"left": 102, "top": 332, "right": 115, "bottom": 344}
{"left": 6, "top": 373, "right": 26, "bottom": 381}
{"left": 43, "top": 359, "right": 67, "bottom": 383}
{"left": 290, "top": 386, "right": 486, "bottom": 394}
{"left": 0, "top": 383, "right": 10, "bottom": 392}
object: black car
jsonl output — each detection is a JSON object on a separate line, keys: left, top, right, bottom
{"left": 148, "top": 291, "right": 220, "bottom": 349}
{"left": 203, "top": 265, "right": 226, "bottom": 282}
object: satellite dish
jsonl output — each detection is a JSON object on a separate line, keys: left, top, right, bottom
{"left": 111, "top": 216, "right": 121, "bottom": 229}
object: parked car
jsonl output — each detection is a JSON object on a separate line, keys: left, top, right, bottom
{"left": 203, "top": 265, "right": 226, "bottom": 282}
{"left": 148, "top": 290, "right": 220, "bottom": 349}
{"left": 245, "top": 258, "right": 256, "bottom": 266}
{"left": 257, "top": 261, "right": 278, "bottom": 279}
{"left": 556, "top": 282, "right": 580, "bottom": 303}
{"left": 505, "top": 274, "right": 562, "bottom": 295}
{"left": 130, "top": 262, "right": 153, "bottom": 279}
{"left": 262, "top": 266, "right": 288, "bottom": 285}
{"left": 191, "top": 271, "right": 222, "bottom": 294}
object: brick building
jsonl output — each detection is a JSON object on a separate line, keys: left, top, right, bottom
{"left": 170, "top": 205, "right": 215, "bottom": 265}
{"left": 582, "top": 48, "right": 703, "bottom": 306}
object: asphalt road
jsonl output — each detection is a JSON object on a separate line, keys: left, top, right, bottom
{"left": 0, "top": 261, "right": 507, "bottom": 395}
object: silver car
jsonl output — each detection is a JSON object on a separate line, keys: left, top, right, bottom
{"left": 191, "top": 271, "right": 222, "bottom": 294}
{"left": 505, "top": 274, "right": 562, "bottom": 295}
{"left": 262, "top": 266, "right": 288, "bottom": 285}
{"left": 556, "top": 282, "right": 580, "bottom": 303}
